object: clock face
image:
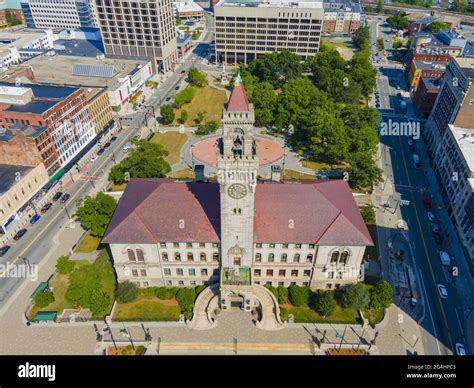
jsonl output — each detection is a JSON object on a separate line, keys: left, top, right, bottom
{"left": 228, "top": 183, "right": 247, "bottom": 199}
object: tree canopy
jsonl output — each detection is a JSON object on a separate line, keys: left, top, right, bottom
{"left": 188, "top": 67, "right": 208, "bottom": 87}
{"left": 75, "top": 192, "right": 117, "bottom": 237}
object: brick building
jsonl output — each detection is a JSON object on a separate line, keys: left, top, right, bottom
{"left": 413, "top": 77, "right": 441, "bottom": 117}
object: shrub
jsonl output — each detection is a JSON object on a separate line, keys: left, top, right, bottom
{"left": 160, "top": 104, "right": 175, "bottom": 124}
{"left": 173, "top": 86, "right": 196, "bottom": 108}
{"left": 154, "top": 287, "right": 178, "bottom": 300}
{"left": 277, "top": 287, "right": 288, "bottom": 304}
{"left": 139, "top": 287, "right": 158, "bottom": 297}
{"left": 177, "top": 110, "right": 188, "bottom": 124}
{"left": 56, "top": 256, "right": 76, "bottom": 274}
{"left": 370, "top": 280, "right": 393, "bottom": 309}
{"left": 342, "top": 283, "right": 370, "bottom": 309}
{"left": 188, "top": 67, "right": 207, "bottom": 87}
{"left": 264, "top": 284, "right": 278, "bottom": 300}
{"left": 313, "top": 290, "right": 336, "bottom": 317}
{"left": 175, "top": 288, "right": 197, "bottom": 320}
{"left": 288, "top": 285, "right": 310, "bottom": 307}
{"left": 280, "top": 307, "right": 289, "bottom": 321}
{"left": 360, "top": 205, "right": 376, "bottom": 225}
{"left": 195, "top": 284, "right": 207, "bottom": 295}
{"left": 116, "top": 281, "right": 138, "bottom": 303}
{"left": 34, "top": 291, "right": 55, "bottom": 308}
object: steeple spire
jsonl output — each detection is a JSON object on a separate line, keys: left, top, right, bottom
{"left": 227, "top": 71, "right": 249, "bottom": 112}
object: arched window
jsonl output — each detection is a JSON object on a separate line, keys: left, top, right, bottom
{"left": 281, "top": 253, "right": 287, "bottom": 262}
{"left": 268, "top": 253, "right": 275, "bottom": 262}
{"left": 212, "top": 253, "right": 219, "bottom": 261}
{"left": 200, "top": 253, "right": 206, "bottom": 261}
{"left": 330, "top": 251, "right": 339, "bottom": 264}
{"left": 293, "top": 254, "right": 300, "bottom": 263}
{"left": 340, "top": 251, "right": 349, "bottom": 265}
{"left": 162, "top": 252, "right": 168, "bottom": 261}
{"left": 175, "top": 252, "right": 181, "bottom": 261}
{"left": 306, "top": 254, "right": 313, "bottom": 263}
{"left": 136, "top": 249, "right": 145, "bottom": 262}
{"left": 127, "top": 249, "right": 136, "bottom": 262}
{"left": 187, "top": 252, "right": 194, "bottom": 261}
{"left": 255, "top": 253, "right": 262, "bottom": 262}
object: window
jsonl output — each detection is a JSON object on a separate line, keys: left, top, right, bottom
{"left": 328, "top": 271, "right": 334, "bottom": 279}
{"left": 330, "top": 252, "right": 339, "bottom": 264}
{"left": 176, "top": 268, "right": 184, "bottom": 276}
{"left": 340, "top": 251, "right": 349, "bottom": 265}
{"left": 200, "top": 253, "right": 206, "bottom": 261}
{"left": 164, "top": 268, "right": 171, "bottom": 276}
{"left": 175, "top": 253, "right": 181, "bottom": 261}
{"left": 186, "top": 242, "right": 193, "bottom": 248}
{"left": 166, "top": 280, "right": 172, "bottom": 286}
{"left": 201, "top": 268, "right": 208, "bottom": 276}
{"left": 256, "top": 243, "right": 262, "bottom": 248}
{"left": 140, "top": 269, "right": 147, "bottom": 277}
{"left": 136, "top": 249, "right": 145, "bottom": 262}
{"left": 212, "top": 243, "right": 218, "bottom": 248}
{"left": 213, "top": 253, "right": 219, "bottom": 261}
{"left": 279, "top": 269, "right": 286, "bottom": 277}
{"left": 179, "top": 280, "right": 184, "bottom": 286}
{"left": 293, "top": 254, "right": 300, "bottom": 263}
{"left": 190, "top": 280, "right": 196, "bottom": 286}
{"left": 143, "top": 281, "right": 149, "bottom": 287}
{"left": 304, "top": 270, "right": 311, "bottom": 277}
{"left": 266, "top": 269, "right": 274, "bottom": 276}
{"left": 306, "top": 254, "right": 313, "bottom": 263}
{"left": 132, "top": 269, "right": 138, "bottom": 277}
{"left": 309, "top": 244, "right": 315, "bottom": 249}
{"left": 173, "top": 242, "right": 179, "bottom": 248}
{"left": 295, "top": 243, "right": 302, "bottom": 249}
{"left": 281, "top": 253, "right": 287, "bottom": 262}
{"left": 162, "top": 252, "right": 168, "bottom": 261}
{"left": 255, "top": 253, "right": 262, "bottom": 262}
{"left": 199, "top": 242, "right": 206, "bottom": 248}
{"left": 160, "top": 242, "right": 166, "bottom": 247}
{"left": 282, "top": 243, "right": 289, "bottom": 248}
{"left": 268, "top": 253, "right": 275, "bottom": 262}
{"left": 187, "top": 252, "right": 194, "bottom": 261}
{"left": 254, "top": 269, "right": 261, "bottom": 277}
{"left": 189, "top": 268, "right": 196, "bottom": 276}
{"left": 291, "top": 270, "right": 298, "bottom": 277}
{"left": 269, "top": 243, "right": 276, "bottom": 248}
{"left": 127, "top": 249, "right": 136, "bottom": 262}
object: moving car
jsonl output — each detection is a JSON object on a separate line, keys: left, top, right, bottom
{"left": 60, "top": 193, "right": 71, "bottom": 204}
{"left": 30, "top": 214, "right": 41, "bottom": 224}
{"left": 439, "top": 251, "right": 451, "bottom": 267}
{"left": 455, "top": 343, "right": 466, "bottom": 356}
{"left": 40, "top": 202, "right": 52, "bottom": 214}
{"left": 437, "top": 284, "right": 448, "bottom": 299}
{"left": 427, "top": 211, "right": 436, "bottom": 222}
{"left": 13, "top": 229, "right": 27, "bottom": 240}
{"left": 90, "top": 155, "right": 99, "bottom": 163}
{"left": 52, "top": 191, "right": 63, "bottom": 202}
{"left": 433, "top": 231, "right": 443, "bottom": 245}
{"left": 0, "top": 245, "right": 11, "bottom": 257}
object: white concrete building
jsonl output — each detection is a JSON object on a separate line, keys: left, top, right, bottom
{"left": 214, "top": 0, "right": 324, "bottom": 64}
{"left": 173, "top": 1, "right": 204, "bottom": 20}
{"left": 103, "top": 76, "right": 373, "bottom": 305}
{"left": 94, "top": 0, "right": 178, "bottom": 72}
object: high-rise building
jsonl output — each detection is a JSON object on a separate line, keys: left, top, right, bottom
{"left": 94, "top": 0, "right": 177, "bottom": 72}
{"left": 20, "top": 0, "right": 96, "bottom": 29}
{"left": 214, "top": 0, "right": 324, "bottom": 64}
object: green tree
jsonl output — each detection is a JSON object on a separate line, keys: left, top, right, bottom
{"left": 160, "top": 104, "right": 175, "bottom": 124}
{"left": 173, "top": 86, "right": 196, "bottom": 108}
{"left": 387, "top": 12, "right": 409, "bottom": 30}
{"left": 288, "top": 285, "right": 310, "bottom": 307}
{"left": 376, "top": 0, "right": 384, "bottom": 13}
{"left": 277, "top": 287, "right": 289, "bottom": 304}
{"left": 348, "top": 51, "right": 377, "bottom": 97}
{"left": 194, "top": 111, "right": 205, "bottom": 124}
{"left": 56, "top": 256, "right": 76, "bottom": 274}
{"left": 341, "top": 105, "right": 379, "bottom": 155}
{"left": 34, "top": 291, "right": 55, "bottom": 308}
{"left": 175, "top": 288, "right": 197, "bottom": 319}
{"left": 425, "top": 21, "right": 450, "bottom": 33}
{"left": 188, "top": 67, "right": 208, "bottom": 87}
{"left": 353, "top": 25, "right": 370, "bottom": 51}
{"left": 252, "top": 82, "right": 277, "bottom": 127}
{"left": 116, "top": 281, "right": 138, "bottom": 303}
{"left": 370, "top": 280, "right": 393, "bottom": 309}
{"left": 347, "top": 152, "right": 383, "bottom": 190}
{"left": 313, "top": 290, "right": 336, "bottom": 317}
{"left": 392, "top": 40, "right": 403, "bottom": 50}
{"left": 108, "top": 140, "right": 171, "bottom": 184}
{"left": 89, "top": 289, "right": 111, "bottom": 316}
{"left": 177, "top": 109, "right": 188, "bottom": 124}
{"left": 342, "top": 284, "right": 371, "bottom": 309}
{"left": 360, "top": 205, "right": 376, "bottom": 225}
{"left": 5, "top": 10, "right": 21, "bottom": 27}
{"left": 75, "top": 192, "right": 117, "bottom": 237}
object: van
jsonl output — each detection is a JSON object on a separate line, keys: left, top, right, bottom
{"left": 439, "top": 251, "right": 451, "bottom": 266}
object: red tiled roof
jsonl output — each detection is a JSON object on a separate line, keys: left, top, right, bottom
{"left": 103, "top": 179, "right": 373, "bottom": 246}
{"left": 226, "top": 82, "right": 250, "bottom": 112}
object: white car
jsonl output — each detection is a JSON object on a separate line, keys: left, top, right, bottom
{"left": 437, "top": 284, "right": 448, "bottom": 299}
{"left": 455, "top": 343, "right": 466, "bottom": 356}
{"left": 427, "top": 211, "right": 436, "bottom": 222}
{"left": 90, "top": 155, "right": 98, "bottom": 162}
{"left": 123, "top": 146, "right": 130, "bottom": 154}
{"left": 408, "top": 139, "right": 413, "bottom": 146}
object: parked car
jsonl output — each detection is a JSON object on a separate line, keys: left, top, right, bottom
{"left": 433, "top": 231, "right": 443, "bottom": 245}
{"left": 30, "top": 214, "right": 41, "bottom": 224}
{"left": 90, "top": 155, "right": 99, "bottom": 163}
{"left": 97, "top": 148, "right": 105, "bottom": 156}
{"left": 181, "top": 70, "right": 186, "bottom": 74}
{"left": 13, "top": 229, "right": 27, "bottom": 240}
{"left": 439, "top": 251, "right": 451, "bottom": 267}
{"left": 52, "top": 191, "right": 63, "bottom": 202}
{"left": 0, "top": 245, "right": 11, "bottom": 257}
{"left": 455, "top": 343, "right": 466, "bottom": 356}
{"left": 165, "top": 97, "right": 171, "bottom": 102}
{"left": 427, "top": 211, "right": 436, "bottom": 222}
{"left": 40, "top": 202, "right": 52, "bottom": 214}
{"left": 431, "top": 223, "right": 440, "bottom": 233}
{"left": 123, "top": 146, "right": 130, "bottom": 154}
{"left": 376, "top": 103, "right": 380, "bottom": 108}
{"left": 103, "top": 142, "right": 111, "bottom": 149}
{"left": 437, "top": 284, "right": 448, "bottom": 299}
{"left": 60, "top": 193, "right": 71, "bottom": 204}
{"left": 110, "top": 136, "right": 117, "bottom": 142}
{"left": 175, "top": 86, "right": 180, "bottom": 90}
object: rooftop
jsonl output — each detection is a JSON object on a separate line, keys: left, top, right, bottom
{"left": 413, "top": 60, "right": 446, "bottom": 71}
{"left": 448, "top": 125, "right": 474, "bottom": 175}
{"left": 0, "top": 163, "right": 33, "bottom": 196}
{"left": 173, "top": 1, "right": 204, "bottom": 12}
{"left": 24, "top": 54, "right": 150, "bottom": 90}
{"left": 226, "top": 73, "right": 249, "bottom": 112}
{"left": 421, "top": 77, "right": 442, "bottom": 89}
{"left": 0, "top": 30, "right": 51, "bottom": 51}
{"left": 53, "top": 39, "right": 105, "bottom": 58}
{"left": 453, "top": 56, "right": 474, "bottom": 80}
{"left": 217, "top": 0, "right": 323, "bottom": 8}
{"left": 102, "top": 178, "right": 373, "bottom": 246}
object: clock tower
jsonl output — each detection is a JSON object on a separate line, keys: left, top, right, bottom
{"left": 217, "top": 72, "right": 258, "bottom": 274}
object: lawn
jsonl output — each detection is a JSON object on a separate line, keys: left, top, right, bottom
{"left": 110, "top": 183, "right": 128, "bottom": 192}
{"left": 150, "top": 131, "right": 188, "bottom": 167}
{"left": 107, "top": 345, "right": 146, "bottom": 356}
{"left": 301, "top": 160, "right": 347, "bottom": 171}
{"left": 113, "top": 295, "right": 180, "bottom": 321}
{"left": 364, "top": 225, "right": 378, "bottom": 261}
{"left": 172, "top": 86, "right": 227, "bottom": 127}
{"left": 362, "top": 307, "right": 385, "bottom": 326}
{"left": 168, "top": 168, "right": 195, "bottom": 179}
{"left": 282, "top": 169, "right": 316, "bottom": 180}
{"left": 74, "top": 232, "right": 102, "bottom": 253}
{"left": 282, "top": 305, "right": 360, "bottom": 324}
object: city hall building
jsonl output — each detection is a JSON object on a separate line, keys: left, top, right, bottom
{"left": 103, "top": 75, "right": 372, "bottom": 308}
